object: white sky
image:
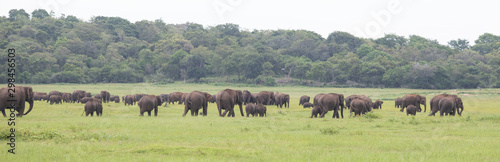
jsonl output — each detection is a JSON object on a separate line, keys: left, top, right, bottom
{"left": 2, "top": 0, "right": 499, "bottom": 45}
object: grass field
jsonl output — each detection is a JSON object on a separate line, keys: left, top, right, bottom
{"left": 2, "top": 83, "right": 500, "bottom": 161}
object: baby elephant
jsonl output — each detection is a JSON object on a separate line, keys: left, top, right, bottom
{"left": 83, "top": 99, "right": 103, "bottom": 116}
{"left": 407, "top": 105, "right": 417, "bottom": 116}
{"left": 255, "top": 104, "right": 267, "bottom": 117}
{"left": 245, "top": 103, "right": 257, "bottom": 117}
{"left": 311, "top": 106, "right": 323, "bottom": 118}
{"left": 303, "top": 102, "right": 313, "bottom": 108}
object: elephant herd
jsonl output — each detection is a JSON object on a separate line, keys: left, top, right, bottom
{"left": 395, "top": 94, "right": 464, "bottom": 116}
{"left": 2, "top": 86, "right": 465, "bottom": 119}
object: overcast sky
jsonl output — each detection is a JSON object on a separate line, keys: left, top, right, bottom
{"left": 2, "top": 0, "right": 499, "bottom": 45}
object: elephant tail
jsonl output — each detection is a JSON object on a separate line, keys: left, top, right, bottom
{"left": 81, "top": 110, "right": 85, "bottom": 116}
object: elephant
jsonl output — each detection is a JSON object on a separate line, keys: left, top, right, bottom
{"left": 299, "top": 95, "right": 310, "bottom": 106}
{"left": 245, "top": 103, "right": 257, "bottom": 117}
{"left": 179, "top": 93, "right": 188, "bottom": 105}
{"left": 373, "top": 100, "right": 383, "bottom": 109}
{"left": 49, "top": 95, "right": 62, "bottom": 105}
{"left": 183, "top": 91, "right": 212, "bottom": 117}
{"left": 100, "top": 91, "right": 110, "bottom": 103}
{"left": 208, "top": 94, "right": 216, "bottom": 103}
{"left": 406, "top": 105, "right": 417, "bottom": 116}
{"left": 168, "top": 92, "right": 183, "bottom": 104}
{"left": 350, "top": 98, "right": 371, "bottom": 117}
{"left": 314, "top": 93, "right": 344, "bottom": 118}
{"left": 94, "top": 94, "right": 102, "bottom": 99}
{"left": 400, "top": 94, "right": 426, "bottom": 113}
{"left": 72, "top": 90, "right": 86, "bottom": 103}
{"left": 395, "top": 97, "right": 402, "bottom": 108}
{"left": 274, "top": 93, "right": 290, "bottom": 108}
{"left": 84, "top": 92, "right": 92, "bottom": 97}
{"left": 49, "top": 90, "right": 63, "bottom": 98}
{"left": 310, "top": 106, "right": 323, "bottom": 118}
{"left": 135, "top": 94, "right": 147, "bottom": 102}
{"left": 124, "top": 95, "right": 136, "bottom": 106}
{"left": 160, "top": 94, "right": 169, "bottom": 106}
{"left": 242, "top": 90, "right": 256, "bottom": 105}
{"left": 138, "top": 95, "right": 160, "bottom": 116}
{"left": 345, "top": 95, "right": 373, "bottom": 110}
{"left": 437, "top": 96, "right": 463, "bottom": 116}
{"left": 0, "top": 86, "right": 34, "bottom": 117}
{"left": 80, "top": 97, "right": 94, "bottom": 104}
{"left": 216, "top": 89, "right": 243, "bottom": 117}
{"left": 83, "top": 100, "right": 103, "bottom": 116}
{"left": 62, "top": 93, "right": 71, "bottom": 103}
{"left": 428, "top": 94, "right": 463, "bottom": 116}
{"left": 255, "top": 104, "right": 267, "bottom": 117}
{"left": 256, "top": 91, "right": 274, "bottom": 105}
{"left": 303, "top": 102, "right": 313, "bottom": 108}
{"left": 109, "top": 95, "right": 120, "bottom": 103}
{"left": 34, "top": 92, "right": 47, "bottom": 101}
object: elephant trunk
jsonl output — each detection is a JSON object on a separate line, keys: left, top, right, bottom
{"left": 423, "top": 102, "right": 427, "bottom": 112}
{"left": 238, "top": 103, "right": 244, "bottom": 116}
{"left": 24, "top": 98, "right": 34, "bottom": 115}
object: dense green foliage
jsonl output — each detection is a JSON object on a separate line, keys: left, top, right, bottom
{"left": 2, "top": 83, "right": 500, "bottom": 161}
{"left": 2, "top": 9, "right": 500, "bottom": 89}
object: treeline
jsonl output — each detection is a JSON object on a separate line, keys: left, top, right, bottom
{"left": 1, "top": 9, "right": 500, "bottom": 89}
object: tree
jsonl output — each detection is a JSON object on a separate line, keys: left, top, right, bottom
{"left": 306, "top": 63, "right": 326, "bottom": 82}
{"left": 31, "top": 9, "right": 50, "bottom": 19}
{"left": 448, "top": 39, "right": 470, "bottom": 51}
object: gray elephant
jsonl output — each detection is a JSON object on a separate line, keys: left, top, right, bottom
{"left": 406, "top": 105, "right": 417, "bottom": 116}
{"left": 314, "top": 93, "right": 344, "bottom": 118}
{"left": 372, "top": 100, "right": 383, "bottom": 109}
{"left": 242, "top": 90, "right": 256, "bottom": 105}
{"left": 350, "top": 98, "right": 371, "bottom": 117}
{"left": 245, "top": 103, "right": 257, "bottom": 117}
{"left": 255, "top": 103, "right": 267, "bottom": 117}
{"left": 109, "top": 95, "right": 120, "bottom": 103}
{"left": 437, "top": 96, "right": 463, "bottom": 116}
{"left": 216, "top": 89, "right": 243, "bottom": 117}
{"left": 83, "top": 100, "right": 103, "bottom": 116}
{"left": 80, "top": 97, "right": 94, "bottom": 104}
{"left": 72, "top": 90, "right": 86, "bottom": 103}
{"left": 0, "top": 86, "right": 34, "bottom": 117}
{"left": 401, "top": 94, "right": 426, "bottom": 113}
{"left": 310, "top": 105, "right": 323, "bottom": 118}
{"left": 138, "top": 95, "right": 160, "bottom": 116}
{"left": 303, "top": 102, "right": 313, "bottom": 108}
{"left": 274, "top": 93, "right": 290, "bottom": 108}
{"left": 183, "top": 91, "right": 212, "bottom": 117}
{"left": 124, "top": 95, "right": 136, "bottom": 106}
{"left": 100, "top": 91, "right": 110, "bottom": 103}
{"left": 50, "top": 95, "right": 62, "bottom": 105}
{"left": 256, "top": 91, "right": 274, "bottom": 105}
{"left": 299, "top": 95, "right": 310, "bottom": 106}
{"left": 395, "top": 97, "right": 402, "bottom": 108}
{"left": 428, "top": 94, "right": 463, "bottom": 116}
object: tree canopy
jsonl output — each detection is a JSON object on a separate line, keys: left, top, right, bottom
{"left": 1, "top": 8, "right": 500, "bottom": 89}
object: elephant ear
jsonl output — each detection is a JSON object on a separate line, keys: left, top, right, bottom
{"left": 24, "top": 86, "right": 33, "bottom": 100}
{"left": 205, "top": 93, "right": 213, "bottom": 101}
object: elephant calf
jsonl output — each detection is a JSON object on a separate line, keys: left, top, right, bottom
{"left": 303, "top": 102, "right": 313, "bottom": 108}
{"left": 49, "top": 95, "right": 62, "bottom": 105}
{"left": 255, "top": 104, "right": 267, "bottom": 117}
{"left": 407, "top": 105, "right": 417, "bottom": 116}
{"left": 245, "top": 103, "right": 257, "bottom": 117}
{"left": 311, "top": 106, "right": 323, "bottom": 118}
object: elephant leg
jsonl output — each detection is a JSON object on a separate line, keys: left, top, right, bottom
{"left": 1, "top": 110, "right": 6, "bottom": 117}
{"left": 191, "top": 109, "right": 195, "bottom": 116}
{"left": 147, "top": 111, "right": 151, "bottom": 116}
{"left": 154, "top": 107, "right": 158, "bottom": 116}
{"left": 221, "top": 109, "right": 230, "bottom": 117}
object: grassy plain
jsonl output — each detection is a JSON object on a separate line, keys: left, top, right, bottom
{"left": 1, "top": 83, "right": 500, "bottom": 161}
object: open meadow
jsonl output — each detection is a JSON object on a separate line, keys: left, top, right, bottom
{"left": 2, "top": 83, "right": 500, "bottom": 161}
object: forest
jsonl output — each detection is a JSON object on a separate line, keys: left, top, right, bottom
{"left": 1, "top": 9, "right": 500, "bottom": 89}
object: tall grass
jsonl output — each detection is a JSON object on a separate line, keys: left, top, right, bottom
{"left": 1, "top": 83, "right": 499, "bottom": 161}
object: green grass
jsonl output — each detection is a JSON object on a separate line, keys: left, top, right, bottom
{"left": 2, "top": 83, "right": 500, "bottom": 161}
